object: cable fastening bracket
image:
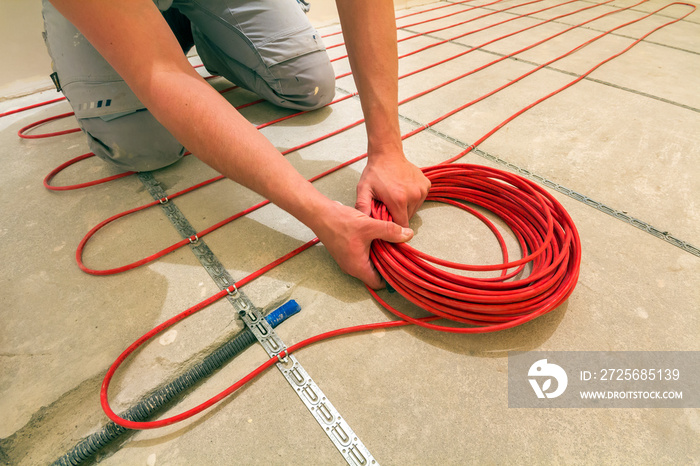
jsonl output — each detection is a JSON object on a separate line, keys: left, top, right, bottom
{"left": 276, "top": 349, "right": 289, "bottom": 364}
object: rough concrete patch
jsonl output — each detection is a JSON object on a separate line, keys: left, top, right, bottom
{"left": 0, "top": 444, "right": 10, "bottom": 466}
{"left": 0, "top": 374, "right": 105, "bottom": 466}
{"left": 0, "top": 317, "right": 255, "bottom": 466}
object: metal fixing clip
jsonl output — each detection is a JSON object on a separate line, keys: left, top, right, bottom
{"left": 276, "top": 350, "right": 289, "bottom": 364}
{"left": 189, "top": 234, "right": 199, "bottom": 244}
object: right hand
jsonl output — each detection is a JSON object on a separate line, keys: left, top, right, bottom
{"left": 355, "top": 151, "right": 430, "bottom": 228}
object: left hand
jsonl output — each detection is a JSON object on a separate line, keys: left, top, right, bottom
{"left": 355, "top": 152, "right": 430, "bottom": 228}
{"left": 311, "top": 200, "right": 415, "bottom": 289}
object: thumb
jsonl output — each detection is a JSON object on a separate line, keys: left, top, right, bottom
{"left": 372, "top": 219, "right": 414, "bottom": 244}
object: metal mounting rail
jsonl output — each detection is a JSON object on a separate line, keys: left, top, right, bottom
{"left": 138, "top": 172, "right": 378, "bottom": 465}
{"left": 239, "top": 307, "right": 377, "bottom": 466}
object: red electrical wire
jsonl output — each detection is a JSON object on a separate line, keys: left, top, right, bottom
{"left": 43, "top": 152, "right": 136, "bottom": 190}
{"left": 99, "top": 161, "right": 581, "bottom": 429}
{"left": 70, "top": 0, "right": 695, "bottom": 429}
{"left": 0, "top": 96, "right": 66, "bottom": 119}
{"left": 1, "top": 0, "right": 482, "bottom": 124}
{"left": 35, "top": 0, "right": 603, "bottom": 190}
{"left": 74, "top": 2, "right": 606, "bottom": 270}
{"left": 331, "top": 0, "right": 537, "bottom": 63}
{"left": 44, "top": 0, "right": 622, "bottom": 190}
{"left": 78, "top": 0, "right": 691, "bottom": 275}
{"left": 36, "top": 0, "right": 602, "bottom": 187}
{"left": 325, "top": 0, "right": 513, "bottom": 51}
{"left": 16, "top": 87, "right": 258, "bottom": 140}
{"left": 323, "top": 0, "right": 478, "bottom": 40}
{"left": 17, "top": 112, "right": 81, "bottom": 139}
{"left": 18, "top": 0, "right": 532, "bottom": 145}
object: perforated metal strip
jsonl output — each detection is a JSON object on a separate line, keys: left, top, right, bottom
{"left": 137, "top": 173, "right": 255, "bottom": 309}
{"left": 239, "top": 308, "right": 377, "bottom": 466}
{"left": 392, "top": 116, "right": 700, "bottom": 258}
{"left": 137, "top": 172, "right": 378, "bottom": 465}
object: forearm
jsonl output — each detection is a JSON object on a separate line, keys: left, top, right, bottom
{"left": 336, "top": 1, "right": 429, "bottom": 227}
{"left": 145, "top": 72, "right": 413, "bottom": 290}
{"left": 335, "top": 0, "right": 402, "bottom": 156}
{"left": 49, "top": 0, "right": 332, "bottom": 232}
{"left": 145, "top": 71, "right": 331, "bottom": 228}
{"left": 49, "top": 0, "right": 418, "bottom": 289}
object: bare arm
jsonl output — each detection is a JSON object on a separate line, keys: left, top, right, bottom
{"left": 49, "top": 0, "right": 412, "bottom": 288}
{"left": 335, "top": 0, "right": 430, "bottom": 227}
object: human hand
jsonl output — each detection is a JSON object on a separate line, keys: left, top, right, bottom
{"left": 355, "top": 153, "right": 430, "bottom": 228}
{"left": 312, "top": 201, "right": 414, "bottom": 289}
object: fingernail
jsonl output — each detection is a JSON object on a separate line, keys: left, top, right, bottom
{"left": 401, "top": 228, "right": 413, "bottom": 238}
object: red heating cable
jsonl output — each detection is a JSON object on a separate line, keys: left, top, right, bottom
{"left": 41, "top": 0, "right": 591, "bottom": 188}
{"left": 22, "top": 0, "right": 554, "bottom": 148}
{"left": 76, "top": 0, "right": 684, "bottom": 275}
{"left": 17, "top": 112, "right": 82, "bottom": 139}
{"left": 100, "top": 160, "right": 581, "bottom": 429}
{"left": 0, "top": 96, "right": 66, "bottom": 119}
{"left": 368, "top": 164, "right": 580, "bottom": 333}
{"left": 39, "top": 0, "right": 693, "bottom": 429}
{"left": 17, "top": 0, "right": 482, "bottom": 140}
{"left": 325, "top": 0, "right": 514, "bottom": 51}
{"left": 4, "top": 1, "right": 472, "bottom": 121}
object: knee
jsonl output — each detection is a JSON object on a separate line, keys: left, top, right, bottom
{"left": 302, "top": 62, "right": 336, "bottom": 110}
{"left": 80, "top": 110, "right": 185, "bottom": 172}
{"left": 274, "top": 51, "right": 336, "bottom": 111}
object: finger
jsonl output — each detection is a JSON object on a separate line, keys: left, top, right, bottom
{"left": 407, "top": 198, "right": 424, "bottom": 221}
{"left": 358, "top": 264, "right": 384, "bottom": 290}
{"left": 372, "top": 219, "right": 413, "bottom": 243}
{"left": 355, "top": 187, "right": 372, "bottom": 217}
{"left": 392, "top": 209, "right": 410, "bottom": 228}
{"left": 385, "top": 199, "right": 409, "bottom": 228}
{"left": 407, "top": 201, "right": 419, "bottom": 223}
{"left": 407, "top": 185, "right": 430, "bottom": 221}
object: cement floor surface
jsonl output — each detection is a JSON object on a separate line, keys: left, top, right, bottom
{"left": 1, "top": 0, "right": 699, "bottom": 464}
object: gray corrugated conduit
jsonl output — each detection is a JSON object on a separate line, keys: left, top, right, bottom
{"left": 53, "top": 300, "right": 301, "bottom": 465}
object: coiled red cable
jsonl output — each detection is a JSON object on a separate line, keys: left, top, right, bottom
{"left": 369, "top": 164, "right": 581, "bottom": 333}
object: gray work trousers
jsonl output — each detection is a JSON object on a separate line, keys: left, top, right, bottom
{"left": 42, "top": 0, "right": 335, "bottom": 172}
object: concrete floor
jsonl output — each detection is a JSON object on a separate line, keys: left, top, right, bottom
{"left": 1, "top": 0, "right": 699, "bottom": 464}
